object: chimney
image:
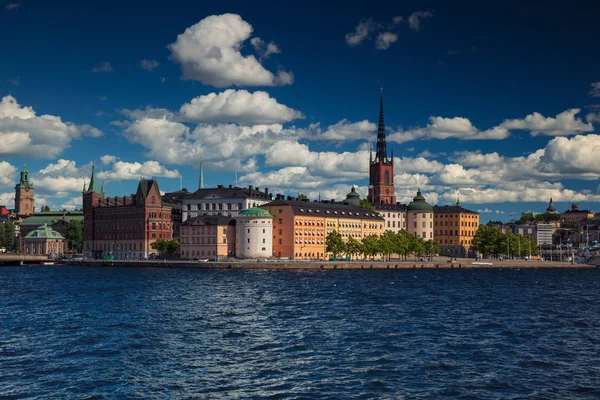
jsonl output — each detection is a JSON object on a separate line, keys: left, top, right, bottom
{"left": 572, "top": 203, "right": 579, "bottom": 211}
{"left": 218, "top": 184, "right": 223, "bottom": 189}
{"left": 287, "top": 196, "right": 293, "bottom": 201}
{"left": 256, "top": 187, "right": 260, "bottom": 192}
{"left": 269, "top": 194, "right": 273, "bottom": 199}
{"left": 331, "top": 199, "right": 335, "bottom": 204}
{"left": 265, "top": 188, "right": 269, "bottom": 197}
{"left": 228, "top": 184, "right": 232, "bottom": 188}
{"left": 249, "top": 185, "right": 253, "bottom": 193}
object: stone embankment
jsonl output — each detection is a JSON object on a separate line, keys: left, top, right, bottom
{"left": 69, "top": 258, "right": 595, "bottom": 270}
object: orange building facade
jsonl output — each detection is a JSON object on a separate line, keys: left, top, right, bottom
{"left": 433, "top": 204, "right": 480, "bottom": 257}
{"left": 261, "top": 199, "right": 385, "bottom": 260}
{"left": 179, "top": 216, "right": 235, "bottom": 260}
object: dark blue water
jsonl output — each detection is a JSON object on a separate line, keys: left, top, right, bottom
{"left": 1, "top": 267, "right": 599, "bottom": 399}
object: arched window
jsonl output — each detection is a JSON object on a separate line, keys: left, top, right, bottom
{"left": 151, "top": 196, "right": 155, "bottom": 204}
{"left": 384, "top": 170, "right": 390, "bottom": 185}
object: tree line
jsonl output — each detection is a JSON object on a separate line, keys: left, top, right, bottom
{"left": 0, "top": 222, "right": 16, "bottom": 251}
{"left": 471, "top": 225, "right": 539, "bottom": 258}
{"left": 326, "top": 230, "right": 440, "bottom": 261}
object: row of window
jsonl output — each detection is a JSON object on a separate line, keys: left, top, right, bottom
{"left": 435, "top": 230, "right": 476, "bottom": 237}
{"left": 434, "top": 221, "right": 477, "bottom": 227}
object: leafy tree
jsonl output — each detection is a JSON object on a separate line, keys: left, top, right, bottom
{"left": 326, "top": 231, "right": 345, "bottom": 259}
{"left": 378, "top": 230, "right": 396, "bottom": 261}
{"left": 151, "top": 238, "right": 179, "bottom": 259}
{"left": 345, "top": 236, "right": 360, "bottom": 260}
{"left": 0, "top": 223, "right": 5, "bottom": 249}
{"left": 66, "top": 219, "right": 83, "bottom": 253}
{"left": 423, "top": 240, "right": 440, "bottom": 260}
{"left": 357, "top": 198, "right": 375, "bottom": 211}
{"left": 41, "top": 205, "right": 51, "bottom": 212}
{"left": 297, "top": 193, "right": 309, "bottom": 201}
{"left": 1, "top": 222, "right": 15, "bottom": 251}
{"left": 472, "top": 225, "right": 503, "bottom": 258}
{"left": 413, "top": 236, "right": 425, "bottom": 260}
{"left": 360, "top": 234, "right": 380, "bottom": 260}
{"left": 396, "top": 230, "right": 414, "bottom": 261}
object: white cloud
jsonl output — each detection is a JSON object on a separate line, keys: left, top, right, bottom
{"left": 540, "top": 134, "right": 600, "bottom": 175}
{"left": 408, "top": 11, "right": 433, "bottom": 31}
{"left": 451, "top": 151, "right": 504, "bottom": 167}
{"left": 375, "top": 32, "right": 398, "bottom": 50}
{"left": 345, "top": 19, "right": 379, "bottom": 46}
{"left": 0, "top": 161, "right": 17, "bottom": 188}
{"left": 392, "top": 16, "right": 403, "bottom": 24}
{"left": 388, "top": 116, "right": 509, "bottom": 144}
{"left": 500, "top": 109, "right": 594, "bottom": 136}
{"left": 61, "top": 196, "right": 82, "bottom": 211}
{"left": 179, "top": 89, "right": 303, "bottom": 125}
{"left": 300, "top": 119, "right": 376, "bottom": 141}
{"left": 0, "top": 192, "right": 14, "bottom": 207}
{"left": 98, "top": 160, "right": 180, "bottom": 181}
{"left": 250, "top": 37, "right": 281, "bottom": 61}
{"left": 397, "top": 156, "right": 444, "bottom": 173}
{"left": 590, "top": 82, "right": 600, "bottom": 97}
{"left": 0, "top": 95, "right": 103, "bottom": 158}
{"left": 92, "top": 62, "right": 112, "bottom": 73}
{"left": 477, "top": 208, "right": 505, "bottom": 214}
{"left": 140, "top": 59, "right": 160, "bottom": 71}
{"left": 101, "top": 155, "right": 118, "bottom": 164}
{"left": 587, "top": 112, "right": 600, "bottom": 124}
{"left": 168, "top": 13, "right": 293, "bottom": 87}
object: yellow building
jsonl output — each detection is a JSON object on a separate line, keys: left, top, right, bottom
{"left": 261, "top": 199, "right": 385, "bottom": 260}
{"left": 179, "top": 215, "right": 235, "bottom": 260}
{"left": 433, "top": 203, "right": 480, "bottom": 258}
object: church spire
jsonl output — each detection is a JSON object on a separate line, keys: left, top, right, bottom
{"left": 198, "top": 154, "right": 204, "bottom": 190}
{"left": 86, "top": 164, "right": 98, "bottom": 193}
{"left": 375, "top": 88, "right": 388, "bottom": 163}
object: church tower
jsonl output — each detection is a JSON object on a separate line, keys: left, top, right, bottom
{"left": 15, "top": 164, "right": 35, "bottom": 216}
{"left": 82, "top": 164, "right": 104, "bottom": 246}
{"left": 368, "top": 90, "right": 396, "bottom": 204}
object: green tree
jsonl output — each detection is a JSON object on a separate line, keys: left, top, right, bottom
{"left": 396, "top": 230, "right": 413, "bottom": 261}
{"left": 0, "top": 223, "right": 5, "bottom": 249}
{"left": 412, "top": 236, "right": 426, "bottom": 260}
{"left": 345, "top": 236, "right": 361, "bottom": 260}
{"left": 41, "top": 205, "right": 51, "bottom": 212}
{"left": 472, "top": 225, "right": 503, "bottom": 258}
{"left": 151, "top": 238, "right": 179, "bottom": 259}
{"left": 326, "top": 231, "right": 345, "bottom": 260}
{"left": 66, "top": 219, "right": 83, "bottom": 253}
{"left": 357, "top": 198, "right": 375, "bottom": 211}
{"left": 423, "top": 239, "right": 440, "bottom": 260}
{"left": 360, "top": 234, "right": 380, "bottom": 260}
{"left": 297, "top": 193, "right": 309, "bottom": 201}
{"left": 378, "top": 230, "right": 396, "bottom": 261}
{"left": 2, "top": 222, "right": 16, "bottom": 251}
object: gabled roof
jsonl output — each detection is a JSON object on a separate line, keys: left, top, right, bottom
{"left": 137, "top": 179, "right": 157, "bottom": 198}
{"left": 262, "top": 199, "right": 384, "bottom": 220}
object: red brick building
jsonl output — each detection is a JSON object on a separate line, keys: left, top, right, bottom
{"left": 83, "top": 166, "right": 173, "bottom": 259}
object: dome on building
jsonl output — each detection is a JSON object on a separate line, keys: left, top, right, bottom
{"left": 237, "top": 207, "right": 274, "bottom": 218}
{"left": 406, "top": 189, "right": 433, "bottom": 212}
{"left": 24, "top": 224, "right": 64, "bottom": 239}
{"left": 344, "top": 186, "right": 361, "bottom": 207}
{"left": 546, "top": 197, "right": 557, "bottom": 213}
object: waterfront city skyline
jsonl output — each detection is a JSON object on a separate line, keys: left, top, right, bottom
{"left": 1, "top": 1, "right": 600, "bottom": 222}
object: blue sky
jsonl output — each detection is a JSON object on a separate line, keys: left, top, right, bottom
{"left": 1, "top": 0, "right": 600, "bottom": 222}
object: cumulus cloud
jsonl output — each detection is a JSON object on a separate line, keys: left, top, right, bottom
{"left": 500, "top": 109, "right": 594, "bottom": 136}
{"left": 92, "top": 62, "right": 112, "bottom": 73}
{"left": 179, "top": 89, "right": 303, "bottom": 125}
{"left": 168, "top": 14, "right": 293, "bottom": 87}
{"left": 345, "top": 18, "right": 379, "bottom": 46}
{"left": 388, "top": 116, "right": 510, "bottom": 143}
{"left": 101, "top": 155, "right": 118, "bottom": 164}
{"left": 540, "top": 134, "right": 600, "bottom": 175}
{"left": 250, "top": 37, "right": 281, "bottom": 61}
{"left": 408, "top": 11, "right": 433, "bottom": 31}
{"left": 0, "top": 161, "right": 17, "bottom": 188}
{"left": 590, "top": 82, "right": 600, "bottom": 97}
{"left": 301, "top": 119, "right": 376, "bottom": 141}
{"left": 140, "top": 59, "right": 160, "bottom": 71}
{"left": 375, "top": 32, "right": 398, "bottom": 50}
{"left": 61, "top": 196, "right": 82, "bottom": 211}
{"left": 0, "top": 95, "right": 102, "bottom": 158}
{"left": 98, "top": 160, "right": 181, "bottom": 181}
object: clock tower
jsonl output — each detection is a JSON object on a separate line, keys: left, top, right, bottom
{"left": 15, "top": 164, "right": 35, "bottom": 216}
{"left": 368, "top": 90, "right": 396, "bottom": 204}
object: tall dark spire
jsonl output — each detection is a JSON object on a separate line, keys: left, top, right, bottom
{"left": 375, "top": 88, "right": 388, "bottom": 163}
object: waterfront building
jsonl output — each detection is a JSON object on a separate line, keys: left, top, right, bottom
{"left": 560, "top": 204, "right": 594, "bottom": 223}
{"left": 512, "top": 224, "right": 536, "bottom": 238}
{"left": 367, "top": 91, "right": 396, "bottom": 205}
{"left": 261, "top": 198, "right": 385, "bottom": 260}
{"left": 433, "top": 201, "right": 480, "bottom": 257}
{"left": 161, "top": 188, "right": 189, "bottom": 239}
{"left": 18, "top": 209, "right": 83, "bottom": 251}
{"left": 235, "top": 207, "right": 274, "bottom": 258}
{"left": 182, "top": 185, "right": 271, "bottom": 222}
{"left": 407, "top": 190, "right": 434, "bottom": 240}
{"left": 14, "top": 164, "right": 34, "bottom": 217}
{"left": 83, "top": 166, "right": 172, "bottom": 259}
{"left": 23, "top": 224, "right": 65, "bottom": 257}
{"left": 535, "top": 224, "right": 554, "bottom": 245}
{"left": 374, "top": 203, "right": 407, "bottom": 234}
{"left": 179, "top": 215, "right": 235, "bottom": 260}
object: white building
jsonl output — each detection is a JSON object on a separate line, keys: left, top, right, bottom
{"left": 374, "top": 204, "right": 407, "bottom": 233}
{"left": 406, "top": 189, "right": 434, "bottom": 240}
{"left": 182, "top": 185, "right": 271, "bottom": 222}
{"left": 235, "top": 207, "right": 274, "bottom": 258}
{"left": 536, "top": 224, "right": 554, "bottom": 245}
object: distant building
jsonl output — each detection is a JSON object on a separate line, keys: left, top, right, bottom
{"left": 23, "top": 224, "right": 65, "bottom": 257}
{"left": 512, "top": 224, "right": 536, "bottom": 238}
{"left": 179, "top": 215, "right": 235, "bottom": 260}
{"left": 433, "top": 200, "right": 480, "bottom": 257}
{"left": 535, "top": 224, "right": 554, "bottom": 245}
{"left": 561, "top": 204, "right": 594, "bottom": 223}
{"left": 407, "top": 189, "right": 434, "bottom": 240}
{"left": 261, "top": 198, "right": 385, "bottom": 260}
{"left": 235, "top": 207, "right": 274, "bottom": 258}
{"left": 546, "top": 197, "right": 558, "bottom": 214}
{"left": 181, "top": 185, "right": 271, "bottom": 222}
{"left": 18, "top": 210, "right": 83, "bottom": 251}
{"left": 83, "top": 165, "right": 173, "bottom": 259}
{"left": 161, "top": 188, "right": 190, "bottom": 239}
{"left": 487, "top": 221, "right": 508, "bottom": 233}
{"left": 14, "top": 164, "right": 34, "bottom": 217}
{"left": 375, "top": 203, "right": 407, "bottom": 234}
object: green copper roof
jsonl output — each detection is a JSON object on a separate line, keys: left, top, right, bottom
{"left": 16, "top": 164, "right": 33, "bottom": 189}
{"left": 24, "top": 224, "right": 65, "bottom": 239}
{"left": 87, "top": 164, "right": 99, "bottom": 193}
{"left": 407, "top": 189, "right": 433, "bottom": 212}
{"left": 237, "top": 207, "right": 274, "bottom": 218}
{"left": 20, "top": 211, "right": 84, "bottom": 226}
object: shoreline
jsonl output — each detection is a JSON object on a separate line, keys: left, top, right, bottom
{"left": 18, "top": 259, "right": 596, "bottom": 269}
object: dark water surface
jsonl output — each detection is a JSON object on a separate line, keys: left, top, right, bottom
{"left": 1, "top": 267, "right": 600, "bottom": 399}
